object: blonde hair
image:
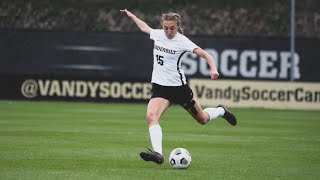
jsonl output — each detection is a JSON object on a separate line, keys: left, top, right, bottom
{"left": 161, "top": 12, "right": 183, "bottom": 34}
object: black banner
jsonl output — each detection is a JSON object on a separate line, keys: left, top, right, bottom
{"left": 0, "top": 30, "right": 154, "bottom": 80}
{"left": 1, "top": 30, "right": 319, "bottom": 82}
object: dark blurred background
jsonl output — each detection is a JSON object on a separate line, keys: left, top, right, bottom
{"left": 1, "top": 0, "right": 319, "bottom": 38}
{"left": 1, "top": 0, "right": 320, "bottom": 104}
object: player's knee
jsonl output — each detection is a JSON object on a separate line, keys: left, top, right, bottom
{"left": 197, "top": 119, "right": 207, "bottom": 125}
{"left": 183, "top": 100, "right": 198, "bottom": 116}
{"left": 196, "top": 115, "right": 208, "bottom": 125}
{"left": 146, "top": 113, "right": 159, "bottom": 125}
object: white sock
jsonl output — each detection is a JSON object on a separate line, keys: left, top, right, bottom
{"left": 203, "top": 107, "right": 225, "bottom": 120}
{"left": 149, "top": 124, "right": 162, "bottom": 155}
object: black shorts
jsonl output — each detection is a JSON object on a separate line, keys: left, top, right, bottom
{"left": 151, "top": 83, "right": 194, "bottom": 106}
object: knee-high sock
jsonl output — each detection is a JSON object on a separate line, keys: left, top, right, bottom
{"left": 203, "top": 107, "right": 225, "bottom": 120}
{"left": 149, "top": 124, "right": 162, "bottom": 155}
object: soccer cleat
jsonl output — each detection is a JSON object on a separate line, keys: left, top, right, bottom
{"left": 140, "top": 149, "right": 164, "bottom": 165}
{"left": 217, "top": 104, "right": 237, "bottom": 126}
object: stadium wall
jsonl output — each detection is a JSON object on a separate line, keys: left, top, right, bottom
{"left": 0, "top": 30, "right": 319, "bottom": 109}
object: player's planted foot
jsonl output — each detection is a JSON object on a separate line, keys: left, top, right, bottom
{"left": 140, "top": 149, "right": 164, "bottom": 165}
{"left": 217, "top": 104, "right": 237, "bottom": 126}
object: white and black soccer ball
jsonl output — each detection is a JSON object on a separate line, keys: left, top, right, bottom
{"left": 169, "top": 148, "right": 191, "bottom": 169}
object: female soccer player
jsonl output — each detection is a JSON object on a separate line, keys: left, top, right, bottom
{"left": 120, "top": 9, "right": 237, "bottom": 165}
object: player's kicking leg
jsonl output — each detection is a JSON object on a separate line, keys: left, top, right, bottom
{"left": 183, "top": 99, "right": 237, "bottom": 126}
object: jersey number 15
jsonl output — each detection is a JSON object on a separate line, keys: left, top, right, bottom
{"left": 156, "top": 55, "right": 164, "bottom": 66}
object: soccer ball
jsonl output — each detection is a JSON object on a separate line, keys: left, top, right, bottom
{"left": 169, "top": 148, "right": 191, "bottom": 169}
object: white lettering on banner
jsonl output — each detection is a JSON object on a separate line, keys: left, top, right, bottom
{"left": 240, "top": 50, "right": 257, "bottom": 78}
{"left": 76, "top": 81, "right": 87, "bottom": 97}
{"left": 87, "top": 81, "right": 99, "bottom": 98}
{"left": 50, "top": 80, "right": 61, "bottom": 96}
{"left": 181, "top": 48, "right": 300, "bottom": 80}
{"left": 20, "top": 79, "right": 38, "bottom": 98}
{"left": 110, "top": 82, "right": 121, "bottom": 98}
{"left": 21, "top": 79, "right": 152, "bottom": 100}
{"left": 259, "top": 51, "right": 277, "bottom": 78}
{"left": 220, "top": 49, "right": 238, "bottom": 77}
{"left": 189, "top": 79, "right": 320, "bottom": 110}
{"left": 62, "top": 80, "right": 75, "bottom": 96}
{"left": 279, "top": 52, "right": 301, "bottom": 79}
{"left": 38, "top": 80, "right": 50, "bottom": 96}
{"left": 99, "top": 82, "right": 109, "bottom": 97}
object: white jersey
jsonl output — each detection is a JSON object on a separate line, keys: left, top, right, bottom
{"left": 150, "top": 29, "right": 198, "bottom": 86}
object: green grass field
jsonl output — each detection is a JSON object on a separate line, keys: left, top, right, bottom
{"left": 0, "top": 100, "right": 320, "bottom": 179}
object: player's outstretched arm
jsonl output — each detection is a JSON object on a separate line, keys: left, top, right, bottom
{"left": 194, "top": 48, "right": 220, "bottom": 80}
{"left": 120, "top": 9, "right": 152, "bottom": 34}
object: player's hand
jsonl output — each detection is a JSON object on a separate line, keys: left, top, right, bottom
{"left": 120, "top": 9, "right": 134, "bottom": 18}
{"left": 210, "top": 69, "right": 219, "bottom": 80}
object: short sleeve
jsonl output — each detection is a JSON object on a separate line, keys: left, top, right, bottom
{"left": 150, "top": 29, "right": 161, "bottom": 40}
{"left": 182, "top": 36, "right": 199, "bottom": 53}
